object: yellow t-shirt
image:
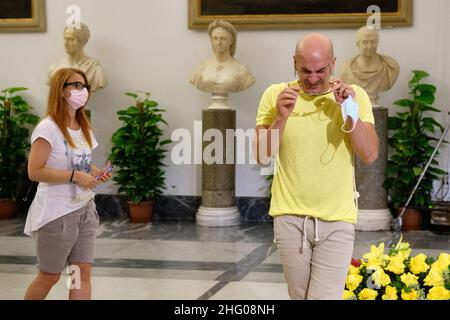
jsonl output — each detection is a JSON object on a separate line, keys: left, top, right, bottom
{"left": 256, "top": 81, "right": 375, "bottom": 224}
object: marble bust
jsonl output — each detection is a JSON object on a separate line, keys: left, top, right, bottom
{"left": 48, "top": 23, "right": 108, "bottom": 93}
{"left": 341, "top": 26, "right": 400, "bottom": 106}
{"left": 190, "top": 20, "right": 255, "bottom": 108}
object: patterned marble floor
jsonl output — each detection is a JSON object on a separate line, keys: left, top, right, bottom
{"left": 0, "top": 218, "right": 448, "bottom": 300}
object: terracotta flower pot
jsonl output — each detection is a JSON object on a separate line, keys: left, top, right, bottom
{"left": 398, "top": 207, "right": 422, "bottom": 231}
{"left": 0, "top": 200, "right": 16, "bottom": 220}
{"left": 127, "top": 201, "right": 154, "bottom": 223}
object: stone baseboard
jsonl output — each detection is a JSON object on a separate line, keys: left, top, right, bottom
{"left": 356, "top": 208, "right": 392, "bottom": 231}
{"left": 18, "top": 194, "right": 271, "bottom": 222}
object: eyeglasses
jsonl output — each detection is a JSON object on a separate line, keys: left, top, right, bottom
{"left": 298, "top": 90, "right": 333, "bottom": 97}
{"left": 64, "top": 81, "right": 90, "bottom": 91}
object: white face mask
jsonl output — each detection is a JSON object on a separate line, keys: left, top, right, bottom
{"left": 64, "top": 88, "right": 89, "bottom": 110}
{"left": 340, "top": 96, "right": 359, "bottom": 133}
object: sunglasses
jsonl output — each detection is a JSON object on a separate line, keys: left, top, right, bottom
{"left": 64, "top": 81, "right": 90, "bottom": 91}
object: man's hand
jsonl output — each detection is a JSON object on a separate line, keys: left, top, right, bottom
{"left": 276, "top": 87, "right": 299, "bottom": 119}
{"left": 330, "top": 80, "right": 355, "bottom": 104}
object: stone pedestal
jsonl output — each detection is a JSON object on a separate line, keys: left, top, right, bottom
{"left": 209, "top": 93, "right": 230, "bottom": 110}
{"left": 196, "top": 109, "right": 240, "bottom": 226}
{"left": 355, "top": 106, "right": 392, "bottom": 231}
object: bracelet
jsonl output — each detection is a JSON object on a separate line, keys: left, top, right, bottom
{"left": 69, "top": 170, "right": 75, "bottom": 183}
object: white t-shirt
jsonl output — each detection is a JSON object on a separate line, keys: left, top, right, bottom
{"left": 24, "top": 117, "right": 98, "bottom": 236}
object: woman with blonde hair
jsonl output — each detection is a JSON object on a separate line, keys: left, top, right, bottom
{"left": 24, "top": 68, "right": 111, "bottom": 300}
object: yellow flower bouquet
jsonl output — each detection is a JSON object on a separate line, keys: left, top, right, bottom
{"left": 343, "top": 237, "right": 450, "bottom": 300}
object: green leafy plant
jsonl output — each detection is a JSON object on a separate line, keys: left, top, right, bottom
{"left": 384, "top": 70, "right": 447, "bottom": 210}
{"left": 0, "top": 87, "right": 39, "bottom": 200}
{"left": 109, "top": 91, "right": 171, "bottom": 204}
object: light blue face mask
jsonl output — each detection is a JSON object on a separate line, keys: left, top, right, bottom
{"left": 340, "top": 96, "right": 359, "bottom": 133}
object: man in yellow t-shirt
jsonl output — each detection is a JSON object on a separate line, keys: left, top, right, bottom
{"left": 255, "top": 34, "right": 379, "bottom": 300}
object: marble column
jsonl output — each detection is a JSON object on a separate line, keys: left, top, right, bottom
{"left": 355, "top": 106, "right": 392, "bottom": 231}
{"left": 196, "top": 108, "right": 240, "bottom": 226}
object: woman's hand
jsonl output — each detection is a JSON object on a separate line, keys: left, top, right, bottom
{"left": 89, "top": 165, "right": 102, "bottom": 180}
{"left": 90, "top": 163, "right": 113, "bottom": 183}
{"left": 73, "top": 171, "right": 99, "bottom": 189}
{"left": 95, "top": 171, "right": 112, "bottom": 183}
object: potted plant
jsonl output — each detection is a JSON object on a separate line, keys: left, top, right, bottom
{"left": 109, "top": 91, "right": 171, "bottom": 223}
{"left": 0, "top": 87, "right": 39, "bottom": 219}
{"left": 384, "top": 70, "right": 447, "bottom": 230}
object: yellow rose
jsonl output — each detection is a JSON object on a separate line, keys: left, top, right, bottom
{"left": 432, "top": 253, "right": 450, "bottom": 271}
{"left": 385, "top": 255, "right": 405, "bottom": 275}
{"left": 348, "top": 265, "right": 360, "bottom": 275}
{"left": 401, "top": 289, "right": 418, "bottom": 300}
{"left": 400, "top": 273, "right": 419, "bottom": 287}
{"left": 346, "top": 274, "right": 363, "bottom": 292}
{"left": 382, "top": 286, "right": 398, "bottom": 300}
{"left": 358, "top": 288, "right": 378, "bottom": 300}
{"left": 427, "top": 286, "right": 450, "bottom": 300}
{"left": 410, "top": 254, "right": 430, "bottom": 274}
{"left": 424, "top": 268, "right": 444, "bottom": 287}
{"left": 342, "top": 290, "right": 356, "bottom": 300}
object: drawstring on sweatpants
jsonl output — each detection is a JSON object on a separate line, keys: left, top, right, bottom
{"left": 301, "top": 216, "right": 320, "bottom": 253}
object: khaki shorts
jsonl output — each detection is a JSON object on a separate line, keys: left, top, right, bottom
{"left": 36, "top": 199, "right": 99, "bottom": 274}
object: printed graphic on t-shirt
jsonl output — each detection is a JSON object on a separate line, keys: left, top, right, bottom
{"left": 66, "top": 133, "right": 94, "bottom": 203}
{"left": 72, "top": 151, "right": 92, "bottom": 173}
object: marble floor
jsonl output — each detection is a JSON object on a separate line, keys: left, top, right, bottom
{"left": 0, "top": 217, "right": 448, "bottom": 300}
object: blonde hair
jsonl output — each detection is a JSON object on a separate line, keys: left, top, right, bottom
{"left": 47, "top": 68, "right": 93, "bottom": 148}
